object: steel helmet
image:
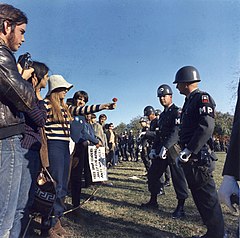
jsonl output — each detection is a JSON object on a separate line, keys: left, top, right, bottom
{"left": 155, "top": 109, "right": 161, "bottom": 116}
{"left": 144, "top": 106, "right": 155, "bottom": 116}
{"left": 173, "top": 66, "right": 201, "bottom": 84}
{"left": 139, "top": 117, "right": 147, "bottom": 123}
{"left": 157, "top": 84, "right": 173, "bottom": 97}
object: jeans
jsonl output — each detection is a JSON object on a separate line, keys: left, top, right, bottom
{"left": 46, "top": 140, "right": 70, "bottom": 228}
{"left": 0, "top": 135, "right": 23, "bottom": 238}
{"left": 10, "top": 148, "right": 40, "bottom": 238}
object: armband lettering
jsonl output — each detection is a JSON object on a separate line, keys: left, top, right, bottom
{"left": 199, "top": 106, "right": 213, "bottom": 115}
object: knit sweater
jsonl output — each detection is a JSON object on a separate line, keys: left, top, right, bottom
{"left": 21, "top": 99, "right": 47, "bottom": 150}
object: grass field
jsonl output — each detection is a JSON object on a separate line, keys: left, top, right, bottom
{"left": 30, "top": 152, "right": 239, "bottom": 238}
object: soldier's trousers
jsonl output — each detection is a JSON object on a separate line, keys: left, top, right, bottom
{"left": 182, "top": 161, "right": 224, "bottom": 238}
{"left": 164, "top": 165, "right": 171, "bottom": 182}
{"left": 141, "top": 147, "right": 151, "bottom": 172}
{"left": 148, "top": 158, "right": 188, "bottom": 200}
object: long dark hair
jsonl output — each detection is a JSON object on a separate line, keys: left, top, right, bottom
{"left": 28, "top": 61, "right": 49, "bottom": 86}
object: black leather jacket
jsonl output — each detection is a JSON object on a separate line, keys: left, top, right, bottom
{"left": 0, "top": 44, "right": 34, "bottom": 139}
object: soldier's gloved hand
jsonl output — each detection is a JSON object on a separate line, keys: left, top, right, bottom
{"left": 218, "top": 175, "right": 239, "bottom": 213}
{"left": 149, "top": 149, "right": 156, "bottom": 159}
{"left": 137, "top": 132, "right": 146, "bottom": 143}
{"left": 159, "top": 146, "right": 168, "bottom": 159}
{"left": 175, "top": 148, "right": 192, "bottom": 167}
{"left": 139, "top": 132, "right": 146, "bottom": 138}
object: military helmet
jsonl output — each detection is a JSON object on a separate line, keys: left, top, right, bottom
{"left": 157, "top": 84, "right": 173, "bottom": 97}
{"left": 139, "top": 117, "right": 147, "bottom": 123}
{"left": 155, "top": 109, "right": 161, "bottom": 116}
{"left": 144, "top": 106, "right": 155, "bottom": 116}
{"left": 173, "top": 66, "right": 201, "bottom": 84}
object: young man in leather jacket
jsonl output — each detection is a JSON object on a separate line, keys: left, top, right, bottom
{"left": 0, "top": 4, "right": 35, "bottom": 237}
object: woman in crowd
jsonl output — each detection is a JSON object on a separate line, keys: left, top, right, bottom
{"left": 41, "top": 75, "right": 73, "bottom": 238}
{"left": 11, "top": 61, "right": 49, "bottom": 238}
{"left": 42, "top": 80, "right": 117, "bottom": 238}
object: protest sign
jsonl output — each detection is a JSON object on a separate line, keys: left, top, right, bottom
{"left": 88, "top": 146, "right": 108, "bottom": 182}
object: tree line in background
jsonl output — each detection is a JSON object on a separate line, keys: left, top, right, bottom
{"left": 115, "top": 111, "right": 234, "bottom": 140}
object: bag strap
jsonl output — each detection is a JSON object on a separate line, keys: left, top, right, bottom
{"left": 42, "top": 167, "right": 55, "bottom": 184}
{"left": 40, "top": 128, "right": 50, "bottom": 168}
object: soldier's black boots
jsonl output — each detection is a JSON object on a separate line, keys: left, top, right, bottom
{"left": 191, "top": 231, "right": 228, "bottom": 238}
{"left": 158, "top": 187, "right": 165, "bottom": 195}
{"left": 141, "top": 194, "right": 159, "bottom": 209}
{"left": 172, "top": 205, "right": 185, "bottom": 219}
{"left": 164, "top": 180, "right": 171, "bottom": 187}
{"left": 141, "top": 201, "right": 159, "bottom": 209}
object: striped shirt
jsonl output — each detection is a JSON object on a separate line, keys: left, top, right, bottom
{"left": 68, "top": 104, "right": 102, "bottom": 116}
{"left": 44, "top": 101, "right": 106, "bottom": 141}
{"left": 44, "top": 99, "right": 71, "bottom": 141}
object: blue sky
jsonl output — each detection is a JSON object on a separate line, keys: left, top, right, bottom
{"left": 7, "top": 0, "right": 240, "bottom": 125}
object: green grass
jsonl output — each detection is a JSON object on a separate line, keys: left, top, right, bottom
{"left": 30, "top": 152, "right": 239, "bottom": 238}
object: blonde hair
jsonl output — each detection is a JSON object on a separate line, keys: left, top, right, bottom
{"left": 46, "top": 91, "right": 72, "bottom": 123}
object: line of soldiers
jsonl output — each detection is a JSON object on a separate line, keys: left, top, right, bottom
{"left": 138, "top": 66, "right": 227, "bottom": 238}
{"left": 139, "top": 87, "right": 188, "bottom": 219}
{"left": 118, "top": 130, "right": 136, "bottom": 162}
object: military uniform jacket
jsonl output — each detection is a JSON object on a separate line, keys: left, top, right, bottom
{"left": 223, "top": 81, "right": 240, "bottom": 180}
{"left": 128, "top": 135, "right": 135, "bottom": 149}
{"left": 144, "top": 117, "right": 158, "bottom": 142}
{"left": 180, "top": 89, "right": 215, "bottom": 154}
{"left": 152, "top": 103, "right": 181, "bottom": 153}
{"left": 140, "top": 126, "right": 149, "bottom": 147}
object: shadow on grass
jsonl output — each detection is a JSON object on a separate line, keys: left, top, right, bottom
{"left": 111, "top": 166, "right": 144, "bottom": 172}
{"left": 106, "top": 176, "right": 147, "bottom": 185}
{"left": 67, "top": 192, "right": 203, "bottom": 227}
{"left": 65, "top": 207, "right": 184, "bottom": 238}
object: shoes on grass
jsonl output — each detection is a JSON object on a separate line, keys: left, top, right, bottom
{"left": 141, "top": 201, "right": 159, "bottom": 209}
{"left": 172, "top": 205, "right": 185, "bottom": 219}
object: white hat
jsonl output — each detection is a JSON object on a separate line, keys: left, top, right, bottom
{"left": 47, "top": 75, "right": 73, "bottom": 96}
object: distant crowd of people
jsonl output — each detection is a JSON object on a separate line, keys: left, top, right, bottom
{"left": 0, "top": 3, "right": 238, "bottom": 238}
{"left": 213, "top": 137, "right": 230, "bottom": 153}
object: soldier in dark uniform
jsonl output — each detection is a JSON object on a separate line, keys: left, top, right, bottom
{"left": 174, "top": 66, "right": 225, "bottom": 238}
{"left": 137, "top": 117, "right": 151, "bottom": 172}
{"left": 122, "top": 131, "right": 129, "bottom": 161}
{"left": 128, "top": 130, "right": 135, "bottom": 161}
{"left": 135, "top": 130, "right": 142, "bottom": 162}
{"left": 140, "top": 106, "right": 165, "bottom": 202}
{"left": 155, "top": 108, "right": 172, "bottom": 187}
{"left": 118, "top": 133, "right": 125, "bottom": 161}
{"left": 141, "top": 85, "right": 189, "bottom": 218}
{"left": 156, "top": 109, "right": 172, "bottom": 187}
{"left": 219, "top": 80, "right": 239, "bottom": 237}
{"left": 154, "top": 109, "right": 161, "bottom": 119}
